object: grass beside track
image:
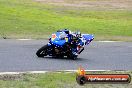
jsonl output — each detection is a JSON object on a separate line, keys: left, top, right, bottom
{"left": 0, "top": 71, "right": 132, "bottom": 88}
{"left": 0, "top": 0, "right": 132, "bottom": 41}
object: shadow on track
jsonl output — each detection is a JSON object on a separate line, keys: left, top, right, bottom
{"left": 36, "top": 56, "right": 91, "bottom": 62}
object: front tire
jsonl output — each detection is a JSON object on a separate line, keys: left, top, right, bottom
{"left": 36, "top": 44, "right": 48, "bottom": 57}
{"left": 71, "top": 55, "right": 77, "bottom": 60}
{"left": 67, "top": 54, "right": 78, "bottom": 60}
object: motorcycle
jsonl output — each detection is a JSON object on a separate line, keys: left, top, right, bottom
{"left": 36, "top": 29, "right": 94, "bottom": 60}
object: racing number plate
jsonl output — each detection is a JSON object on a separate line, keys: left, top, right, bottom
{"left": 51, "top": 34, "right": 57, "bottom": 41}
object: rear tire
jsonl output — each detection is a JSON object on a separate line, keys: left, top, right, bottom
{"left": 36, "top": 44, "right": 48, "bottom": 57}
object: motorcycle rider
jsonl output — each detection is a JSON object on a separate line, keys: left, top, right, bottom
{"left": 67, "top": 30, "right": 84, "bottom": 55}
{"left": 62, "top": 29, "right": 84, "bottom": 56}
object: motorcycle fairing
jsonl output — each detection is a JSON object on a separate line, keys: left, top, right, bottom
{"left": 82, "top": 34, "right": 94, "bottom": 45}
{"left": 50, "top": 31, "right": 67, "bottom": 46}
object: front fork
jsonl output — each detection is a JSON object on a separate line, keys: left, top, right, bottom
{"left": 77, "top": 46, "right": 84, "bottom": 54}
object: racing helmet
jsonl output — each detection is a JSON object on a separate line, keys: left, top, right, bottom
{"left": 75, "top": 31, "right": 81, "bottom": 38}
{"left": 72, "top": 33, "right": 77, "bottom": 40}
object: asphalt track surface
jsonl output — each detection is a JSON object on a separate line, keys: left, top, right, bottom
{"left": 0, "top": 39, "right": 132, "bottom": 72}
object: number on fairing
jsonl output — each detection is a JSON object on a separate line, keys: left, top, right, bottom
{"left": 51, "top": 34, "right": 57, "bottom": 41}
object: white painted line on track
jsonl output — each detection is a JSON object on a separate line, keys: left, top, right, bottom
{"left": 0, "top": 72, "right": 24, "bottom": 75}
{"left": 0, "top": 70, "right": 112, "bottom": 75}
{"left": 0, "top": 71, "right": 47, "bottom": 75}
{"left": 17, "top": 39, "right": 32, "bottom": 40}
{"left": 27, "top": 71, "right": 48, "bottom": 74}
{"left": 60, "top": 70, "right": 111, "bottom": 72}
{"left": 97, "top": 41, "right": 122, "bottom": 43}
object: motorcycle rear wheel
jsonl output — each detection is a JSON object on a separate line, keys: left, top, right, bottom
{"left": 36, "top": 44, "right": 48, "bottom": 57}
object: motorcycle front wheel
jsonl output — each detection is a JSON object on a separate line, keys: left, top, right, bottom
{"left": 67, "top": 54, "right": 78, "bottom": 60}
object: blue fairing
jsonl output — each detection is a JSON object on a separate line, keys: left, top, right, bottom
{"left": 50, "top": 31, "right": 67, "bottom": 46}
{"left": 49, "top": 31, "right": 94, "bottom": 46}
{"left": 82, "top": 34, "right": 94, "bottom": 40}
{"left": 52, "top": 40, "right": 66, "bottom": 46}
{"left": 82, "top": 34, "right": 94, "bottom": 45}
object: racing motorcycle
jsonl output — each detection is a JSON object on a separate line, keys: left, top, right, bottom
{"left": 36, "top": 29, "right": 94, "bottom": 60}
